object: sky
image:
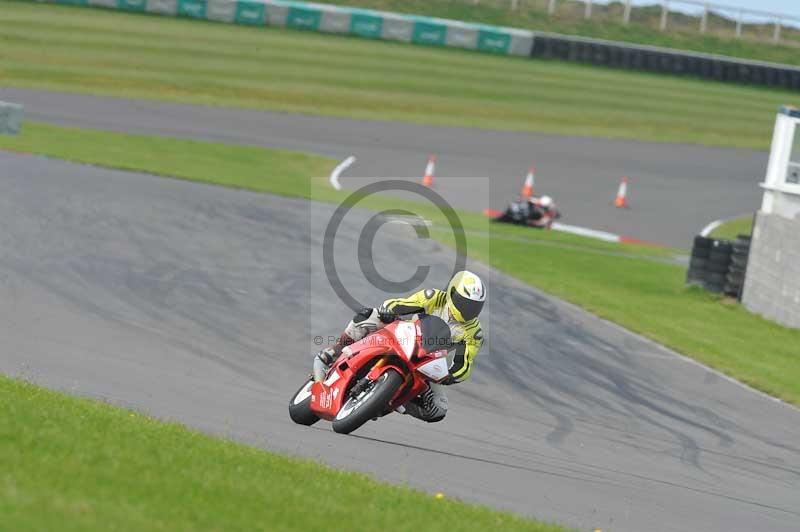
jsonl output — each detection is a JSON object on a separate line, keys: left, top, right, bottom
{"left": 622, "top": 0, "right": 800, "bottom": 19}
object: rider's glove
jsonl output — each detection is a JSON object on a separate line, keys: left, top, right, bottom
{"left": 440, "top": 374, "right": 457, "bottom": 386}
{"left": 377, "top": 306, "right": 398, "bottom": 324}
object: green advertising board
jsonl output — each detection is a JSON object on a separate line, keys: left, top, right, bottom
{"left": 287, "top": 5, "right": 321, "bottom": 30}
{"left": 412, "top": 20, "right": 446, "bottom": 46}
{"left": 177, "top": 0, "right": 206, "bottom": 19}
{"left": 477, "top": 29, "right": 511, "bottom": 54}
{"left": 117, "top": 0, "right": 147, "bottom": 11}
{"left": 350, "top": 12, "right": 382, "bottom": 39}
{"left": 235, "top": 1, "right": 266, "bottom": 25}
{"left": 55, "top": 0, "right": 88, "bottom": 5}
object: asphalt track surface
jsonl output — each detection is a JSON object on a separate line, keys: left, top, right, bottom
{"left": 3, "top": 88, "right": 768, "bottom": 248}
{"left": 2, "top": 150, "right": 798, "bottom": 532}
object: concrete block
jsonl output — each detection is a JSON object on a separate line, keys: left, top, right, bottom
{"left": 265, "top": 2, "right": 288, "bottom": 27}
{"left": 349, "top": 11, "right": 382, "bottom": 39}
{"left": 206, "top": 0, "right": 236, "bottom": 22}
{"left": 320, "top": 9, "right": 350, "bottom": 34}
{"left": 382, "top": 15, "right": 412, "bottom": 43}
{"left": 177, "top": 0, "right": 207, "bottom": 19}
{"left": 118, "top": 0, "right": 147, "bottom": 10}
{"left": 509, "top": 33, "right": 534, "bottom": 56}
{"left": 147, "top": 0, "right": 178, "bottom": 15}
{"left": 0, "top": 101, "right": 24, "bottom": 135}
{"left": 445, "top": 24, "right": 478, "bottom": 50}
{"left": 234, "top": 1, "right": 266, "bottom": 25}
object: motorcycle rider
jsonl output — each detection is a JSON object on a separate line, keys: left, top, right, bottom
{"left": 504, "top": 195, "right": 558, "bottom": 228}
{"left": 315, "top": 271, "right": 486, "bottom": 423}
{"left": 528, "top": 195, "right": 558, "bottom": 228}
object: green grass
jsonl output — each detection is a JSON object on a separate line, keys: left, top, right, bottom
{"left": 0, "top": 1, "right": 795, "bottom": 149}
{"left": 3, "top": 122, "right": 799, "bottom": 405}
{"left": 314, "top": 0, "right": 800, "bottom": 66}
{"left": 0, "top": 123, "right": 336, "bottom": 197}
{"left": 0, "top": 375, "right": 568, "bottom": 532}
{"left": 710, "top": 214, "right": 755, "bottom": 240}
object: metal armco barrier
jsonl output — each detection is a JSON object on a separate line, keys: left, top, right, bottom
{"left": 531, "top": 33, "right": 800, "bottom": 91}
{"left": 36, "top": 0, "right": 800, "bottom": 89}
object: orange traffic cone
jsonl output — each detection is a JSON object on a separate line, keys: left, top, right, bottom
{"left": 422, "top": 155, "right": 436, "bottom": 187}
{"left": 614, "top": 176, "right": 629, "bottom": 208}
{"left": 521, "top": 166, "right": 535, "bottom": 198}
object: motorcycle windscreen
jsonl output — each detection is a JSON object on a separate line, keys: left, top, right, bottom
{"left": 393, "top": 321, "right": 417, "bottom": 359}
{"left": 417, "top": 314, "right": 452, "bottom": 354}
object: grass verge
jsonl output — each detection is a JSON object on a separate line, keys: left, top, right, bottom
{"left": 710, "top": 214, "right": 755, "bottom": 240}
{"left": 0, "top": 1, "right": 793, "bottom": 150}
{"left": 0, "top": 123, "right": 335, "bottom": 197}
{"left": 2, "top": 122, "right": 799, "bottom": 405}
{"left": 0, "top": 375, "right": 568, "bottom": 531}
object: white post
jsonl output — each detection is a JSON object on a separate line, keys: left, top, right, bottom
{"left": 774, "top": 19, "right": 782, "bottom": 43}
{"left": 510, "top": 0, "right": 518, "bottom": 10}
{"left": 735, "top": 10, "right": 742, "bottom": 38}
{"left": 548, "top": 0, "right": 557, "bottom": 16}
{"left": 700, "top": 3, "right": 708, "bottom": 34}
{"left": 623, "top": 0, "right": 632, "bottom": 25}
{"left": 660, "top": 0, "right": 669, "bottom": 32}
{"left": 585, "top": 0, "right": 592, "bottom": 20}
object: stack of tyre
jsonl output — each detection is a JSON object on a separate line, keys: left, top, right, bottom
{"left": 687, "top": 237, "right": 731, "bottom": 293}
{"left": 725, "top": 236, "right": 751, "bottom": 299}
{"left": 687, "top": 235, "right": 751, "bottom": 298}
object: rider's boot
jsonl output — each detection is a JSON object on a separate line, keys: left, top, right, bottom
{"left": 312, "top": 325, "right": 359, "bottom": 381}
{"left": 313, "top": 341, "right": 345, "bottom": 381}
{"left": 313, "top": 307, "right": 386, "bottom": 381}
{"left": 401, "top": 386, "right": 447, "bottom": 423}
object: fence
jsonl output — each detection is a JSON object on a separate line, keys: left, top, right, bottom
{"left": 473, "top": 0, "right": 800, "bottom": 45}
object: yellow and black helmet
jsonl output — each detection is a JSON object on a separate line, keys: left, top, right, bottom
{"left": 445, "top": 270, "right": 486, "bottom": 322}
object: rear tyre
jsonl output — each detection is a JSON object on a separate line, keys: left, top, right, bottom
{"left": 289, "top": 380, "right": 320, "bottom": 426}
{"left": 332, "top": 370, "right": 404, "bottom": 435}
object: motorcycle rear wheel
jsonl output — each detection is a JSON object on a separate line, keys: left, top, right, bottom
{"left": 288, "top": 379, "right": 320, "bottom": 426}
{"left": 332, "top": 369, "right": 403, "bottom": 435}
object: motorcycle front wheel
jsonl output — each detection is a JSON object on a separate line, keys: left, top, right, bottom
{"left": 331, "top": 369, "right": 403, "bottom": 435}
{"left": 288, "top": 379, "right": 320, "bottom": 426}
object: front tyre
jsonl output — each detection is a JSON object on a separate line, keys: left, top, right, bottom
{"left": 289, "top": 379, "right": 319, "bottom": 426}
{"left": 332, "top": 370, "right": 403, "bottom": 435}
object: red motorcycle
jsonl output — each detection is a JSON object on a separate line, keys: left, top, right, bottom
{"left": 289, "top": 314, "right": 452, "bottom": 434}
